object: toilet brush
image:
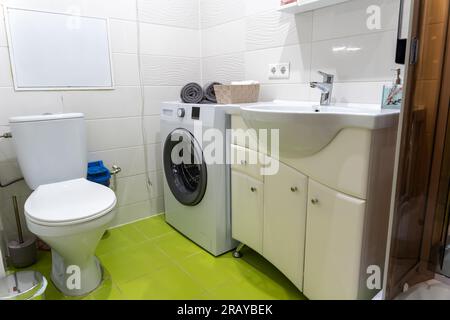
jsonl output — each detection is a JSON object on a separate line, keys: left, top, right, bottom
{"left": 7, "top": 196, "right": 37, "bottom": 268}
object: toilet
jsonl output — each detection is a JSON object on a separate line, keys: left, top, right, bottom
{"left": 9, "top": 113, "right": 117, "bottom": 296}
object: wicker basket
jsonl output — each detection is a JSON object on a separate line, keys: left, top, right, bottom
{"left": 214, "top": 84, "right": 260, "bottom": 104}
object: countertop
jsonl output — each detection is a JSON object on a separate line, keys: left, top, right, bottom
{"left": 162, "top": 101, "right": 262, "bottom": 115}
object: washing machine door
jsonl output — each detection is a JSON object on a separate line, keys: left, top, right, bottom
{"left": 163, "top": 129, "right": 207, "bottom": 206}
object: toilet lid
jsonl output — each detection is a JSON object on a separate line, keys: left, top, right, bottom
{"left": 25, "top": 178, "right": 117, "bottom": 226}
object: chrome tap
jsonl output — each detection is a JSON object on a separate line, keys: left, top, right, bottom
{"left": 310, "top": 71, "right": 334, "bottom": 106}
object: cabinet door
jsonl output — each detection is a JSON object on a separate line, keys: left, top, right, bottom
{"left": 230, "top": 144, "right": 263, "bottom": 182}
{"left": 263, "top": 161, "right": 307, "bottom": 290}
{"left": 231, "top": 170, "right": 264, "bottom": 254}
{"left": 304, "top": 180, "right": 366, "bottom": 300}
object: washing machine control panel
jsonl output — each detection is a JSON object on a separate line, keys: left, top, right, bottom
{"left": 161, "top": 103, "right": 219, "bottom": 127}
{"left": 177, "top": 108, "right": 185, "bottom": 118}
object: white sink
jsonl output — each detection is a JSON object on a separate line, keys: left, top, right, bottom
{"left": 240, "top": 101, "right": 400, "bottom": 158}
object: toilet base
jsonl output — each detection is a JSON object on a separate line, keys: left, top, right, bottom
{"left": 51, "top": 250, "right": 103, "bottom": 296}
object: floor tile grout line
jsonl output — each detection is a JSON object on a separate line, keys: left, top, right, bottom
{"left": 113, "top": 217, "right": 274, "bottom": 296}
{"left": 159, "top": 249, "right": 215, "bottom": 296}
{"left": 134, "top": 223, "right": 216, "bottom": 295}
{"left": 99, "top": 219, "right": 201, "bottom": 295}
{"left": 23, "top": 215, "right": 305, "bottom": 300}
{"left": 112, "top": 249, "right": 206, "bottom": 298}
{"left": 113, "top": 260, "right": 175, "bottom": 293}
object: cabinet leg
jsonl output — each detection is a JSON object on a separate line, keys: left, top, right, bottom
{"left": 233, "top": 243, "right": 245, "bottom": 258}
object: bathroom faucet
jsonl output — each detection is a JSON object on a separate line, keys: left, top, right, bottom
{"left": 310, "top": 71, "right": 334, "bottom": 106}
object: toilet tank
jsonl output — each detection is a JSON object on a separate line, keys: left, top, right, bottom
{"left": 9, "top": 113, "right": 87, "bottom": 190}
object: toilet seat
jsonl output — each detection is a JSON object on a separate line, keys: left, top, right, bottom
{"left": 24, "top": 178, "right": 117, "bottom": 226}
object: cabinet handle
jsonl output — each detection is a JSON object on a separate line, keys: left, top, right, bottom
{"left": 291, "top": 186, "right": 298, "bottom": 192}
{"left": 240, "top": 160, "right": 248, "bottom": 165}
{"left": 311, "top": 198, "right": 319, "bottom": 205}
{"left": 250, "top": 187, "right": 257, "bottom": 193}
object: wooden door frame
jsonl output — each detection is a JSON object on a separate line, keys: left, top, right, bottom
{"left": 421, "top": 7, "right": 450, "bottom": 272}
{"left": 384, "top": 0, "right": 422, "bottom": 299}
{"left": 385, "top": 0, "right": 450, "bottom": 299}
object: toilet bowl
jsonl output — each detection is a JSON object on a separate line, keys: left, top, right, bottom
{"left": 9, "top": 113, "right": 117, "bottom": 296}
{"left": 24, "top": 178, "right": 116, "bottom": 296}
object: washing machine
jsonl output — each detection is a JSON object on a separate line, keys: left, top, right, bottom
{"left": 160, "top": 102, "right": 236, "bottom": 256}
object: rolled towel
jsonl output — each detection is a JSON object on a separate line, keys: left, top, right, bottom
{"left": 180, "top": 83, "right": 204, "bottom": 104}
{"left": 203, "top": 82, "right": 222, "bottom": 103}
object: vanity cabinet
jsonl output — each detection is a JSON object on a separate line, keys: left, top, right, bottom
{"left": 304, "top": 179, "right": 366, "bottom": 300}
{"left": 231, "top": 144, "right": 264, "bottom": 254}
{"left": 231, "top": 142, "right": 307, "bottom": 288}
{"left": 231, "top": 171, "right": 264, "bottom": 254}
{"left": 230, "top": 114, "right": 397, "bottom": 300}
{"left": 263, "top": 161, "right": 307, "bottom": 289}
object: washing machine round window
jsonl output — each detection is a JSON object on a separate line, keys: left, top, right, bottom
{"left": 163, "top": 129, "right": 207, "bottom": 206}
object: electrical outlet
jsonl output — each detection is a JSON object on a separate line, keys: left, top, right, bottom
{"left": 268, "top": 63, "right": 290, "bottom": 79}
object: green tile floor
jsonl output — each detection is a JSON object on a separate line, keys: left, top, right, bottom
{"left": 11, "top": 214, "right": 306, "bottom": 300}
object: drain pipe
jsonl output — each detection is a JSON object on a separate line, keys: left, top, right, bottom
{"left": 110, "top": 165, "right": 122, "bottom": 192}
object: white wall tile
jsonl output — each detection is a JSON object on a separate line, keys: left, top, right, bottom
{"left": 294, "top": 12, "right": 314, "bottom": 44}
{"left": 116, "top": 173, "right": 150, "bottom": 206}
{"left": 202, "top": 19, "right": 246, "bottom": 57}
{"left": 147, "top": 170, "right": 164, "bottom": 199}
{"left": 245, "top": 44, "right": 311, "bottom": 84}
{"left": 144, "top": 86, "right": 181, "bottom": 115}
{"left": 0, "top": 126, "right": 15, "bottom": 160}
{"left": 89, "top": 146, "right": 146, "bottom": 177}
{"left": 143, "top": 115, "right": 161, "bottom": 144}
{"left": 202, "top": 53, "right": 245, "bottom": 84}
{"left": 200, "top": 0, "right": 399, "bottom": 109}
{"left": 0, "top": 125, "right": 22, "bottom": 185}
{"left": 0, "top": 47, "right": 12, "bottom": 87}
{"left": 86, "top": 117, "right": 143, "bottom": 151}
{"left": 0, "top": 0, "right": 202, "bottom": 231}
{"left": 110, "top": 198, "right": 164, "bottom": 227}
{"left": 244, "top": 0, "right": 280, "bottom": 16}
{"left": 2, "top": 0, "right": 137, "bottom": 20}
{"left": 0, "top": 0, "right": 403, "bottom": 234}
{"left": 0, "top": 88, "right": 62, "bottom": 125}
{"left": 146, "top": 143, "right": 162, "bottom": 172}
{"left": 138, "top": 0, "right": 199, "bottom": 29}
{"left": 94, "top": 0, "right": 137, "bottom": 20}
{"left": 110, "top": 19, "right": 137, "bottom": 54}
{"left": 246, "top": 11, "right": 307, "bottom": 52}
{"left": 311, "top": 31, "right": 397, "bottom": 82}
{"left": 0, "top": 16, "right": 7, "bottom": 47}
{"left": 154, "top": 196, "right": 165, "bottom": 214}
{"left": 259, "top": 83, "right": 310, "bottom": 102}
{"left": 200, "top": 0, "right": 245, "bottom": 29}
{"left": 139, "top": 23, "right": 201, "bottom": 58}
{"left": 2, "top": 0, "right": 83, "bottom": 15}
{"left": 62, "top": 87, "right": 141, "bottom": 119}
{"left": 112, "top": 54, "right": 140, "bottom": 86}
{"left": 329, "top": 81, "right": 389, "bottom": 104}
{"left": 141, "top": 55, "right": 201, "bottom": 86}
{"left": 312, "top": 0, "right": 400, "bottom": 41}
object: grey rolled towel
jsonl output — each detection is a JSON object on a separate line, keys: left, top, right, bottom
{"left": 180, "top": 83, "right": 204, "bottom": 104}
{"left": 203, "top": 82, "right": 222, "bottom": 103}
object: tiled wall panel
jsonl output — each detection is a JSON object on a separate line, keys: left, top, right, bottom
{"left": 200, "top": 0, "right": 402, "bottom": 105}
{"left": 0, "top": 0, "right": 201, "bottom": 236}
